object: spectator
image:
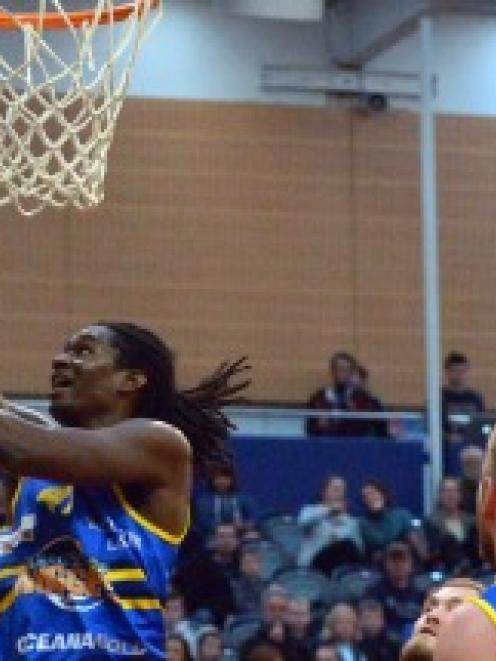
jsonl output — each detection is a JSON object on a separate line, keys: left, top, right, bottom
{"left": 240, "top": 585, "right": 312, "bottom": 661}
{"left": 320, "top": 603, "right": 366, "bottom": 661}
{"left": 297, "top": 476, "right": 363, "bottom": 573}
{"left": 353, "top": 364, "right": 389, "bottom": 438}
{"left": 231, "top": 543, "right": 266, "bottom": 615}
{"left": 442, "top": 352, "right": 485, "bottom": 443}
{"left": 163, "top": 591, "right": 196, "bottom": 654}
{"left": 241, "top": 528, "right": 263, "bottom": 544}
{"left": 360, "top": 480, "right": 424, "bottom": 562}
{"left": 313, "top": 643, "right": 341, "bottom": 661}
{"left": 197, "top": 627, "right": 224, "bottom": 661}
{"left": 165, "top": 634, "right": 193, "bottom": 661}
{"left": 357, "top": 599, "right": 400, "bottom": 661}
{"left": 285, "top": 598, "right": 314, "bottom": 650}
{"left": 245, "top": 643, "right": 286, "bottom": 661}
{"left": 210, "top": 522, "right": 240, "bottom": 579}
{"left": 424, "top": 477, "right": 477, "bottom": 572}
{"left": 173, "top": 524, "right": 237, "bottom": 626}
{"left": 366, "top": 542, "right": 424, "bottom": 647}
{"left": 459, "top": 445, "right": 484, "bottom": 515}
{"left": 306, "top": 352, "right": 384, "bottom": 438}
{"left": 196, "top": 464, "right": 258, "bottom": 536}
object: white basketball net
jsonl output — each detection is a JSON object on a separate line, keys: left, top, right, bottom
{"left": 0, "top": 0, "right": 160, "bottom": 216}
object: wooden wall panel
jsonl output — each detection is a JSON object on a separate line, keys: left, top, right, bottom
{"left": 0, "top": 100, "right": 355, "bottom": 402}
{"left": 438, "top": 115, "right": 496, "bottom": 405}
{"left": 1, "top": 100, "right": 496, "bottom": 405}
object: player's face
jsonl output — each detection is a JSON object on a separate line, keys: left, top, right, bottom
{"left": 402, "top": 586, "right": 477, "bottom": 660}
{"left": 49, "top": 325, "right": 127, "bottom": 426}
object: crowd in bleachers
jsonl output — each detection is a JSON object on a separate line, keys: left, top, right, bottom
{"left": 166, "top": 444, "right": 490, "bottom": 661}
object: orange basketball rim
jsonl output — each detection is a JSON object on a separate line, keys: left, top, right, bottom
{"left": 0, "top": 0, "right": 161, "bottom": 30}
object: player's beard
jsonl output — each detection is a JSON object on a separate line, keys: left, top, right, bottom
{"left": 400, "top": 636, "right": 435, "bottom": 661}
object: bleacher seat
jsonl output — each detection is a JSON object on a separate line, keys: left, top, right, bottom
{"left": 259, "top": 513, "right": 305, "bottom": 560}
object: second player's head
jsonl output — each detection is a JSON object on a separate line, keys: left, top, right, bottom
{"left": 400, "top": 578, "right": 483, "bottom": 661}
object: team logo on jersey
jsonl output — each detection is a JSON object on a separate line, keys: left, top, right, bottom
{"left": 16, "top": 537, "right": 110, "bottom": 612}
{"left": 37, "top": 485, "right": 74, "bottom": 517}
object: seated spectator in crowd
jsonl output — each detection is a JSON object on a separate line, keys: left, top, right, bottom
{"left": 196, "top": 463, "right": 258, "bottom": 536}
{"left": 357, "top": 599, "right": 400, "bottom": 661}
{"left": 174, "top": 523, "right": 237, "bottom": 626}
{"left": 163, "top": 591, "right": 196, "bottom": 655}
{"left": 165, "top": 634, "right": 193, "bottom": 661}
{"left": 297, "top": 475, "right": 363, "bottom": 573}
{"left": 459, "top": 445, "right": 484, "bottom": 515}
{"left": 231, "top": 543, "right": 266, "bottom": 615}
{"left": 285, "top": 598, "right": 315, "bottom": 651}
{"left": 441, "top": 352, "right": 485, "bottom": 444}
{"left": 424, "top": 477, "right": 477, "bottom": 573}
{"left": 313, "top": 643, "right": 341, "bottom": 661}
{"left": 241, "top": 528, "right": 263, "bottom": 544}
{"left": 320, "top": 603, "right": 366, "bottom": 661}
{"left": 360, "top": 480, "right": 425, "bottom": 562}
{"left": 366, "top": 542, "right": 424, "bottom": 647}
{"left": 197, "top": 627, "right": 224, "bottom": 661}
{"left": 210, "top": 522, "right": 241, "bottom": 579}
{"left": 400, "top": 578, "right": 483, "bottom": 661}
{"left": 244, "top": 643, "right": 286, "bottom": 661}
{"left": 240, "top": 585, "right": 312, "bottom": 661}
{"left": 306, "top": 352, "right": 385, "bottom": 438}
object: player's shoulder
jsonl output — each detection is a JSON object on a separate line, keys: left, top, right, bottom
{"left": 112, "top": 417, "right": 191, "bottom": 457}
{"left": 434, "top": 599, "right": 496, "bottom": 661}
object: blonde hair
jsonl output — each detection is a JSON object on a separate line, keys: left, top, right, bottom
{"left": 425, "top": 577, "right": 484, "bottom": 601}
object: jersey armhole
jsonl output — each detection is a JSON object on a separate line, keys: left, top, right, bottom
{"left": 112, "top": 485, "right": 189, "bottom": 545}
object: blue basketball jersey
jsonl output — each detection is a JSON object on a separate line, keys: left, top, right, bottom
{"left": 469, "top": 584, "right": 496, "bottom": 630}
{"left": 0, "top": 478, "right": 187, "bottom": 659}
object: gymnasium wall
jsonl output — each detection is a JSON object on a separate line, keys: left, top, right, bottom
{"left": 1, "top": 99, "right": 495, "bottom": 405}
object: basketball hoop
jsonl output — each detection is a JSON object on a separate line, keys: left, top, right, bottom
{"left": 0, "top": 0, "right": 161, "bottom": 216}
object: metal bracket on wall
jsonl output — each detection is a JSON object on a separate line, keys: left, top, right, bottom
{"left": 261, "top": 65, "right": 421, "bottom": 100}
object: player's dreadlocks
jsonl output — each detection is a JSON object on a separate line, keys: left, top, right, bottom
{"left": 98, "top": 321, "right": 250, "bottom": 473}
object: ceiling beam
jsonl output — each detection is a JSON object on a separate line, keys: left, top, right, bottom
{"left": 327, "top": 0, "right": 496, "bottom": 68}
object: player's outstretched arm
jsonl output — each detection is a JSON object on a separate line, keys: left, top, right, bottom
{"left": 434, "top": 602, "right": 496, "bottom": 661}
{"left": 0, "top": 412, "right": 191, "bottom": 488}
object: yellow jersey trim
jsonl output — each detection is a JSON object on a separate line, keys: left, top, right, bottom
{"left": 105, "top": 568, "right": 146, "bottom": 582}
{"left": 11, "top": 478, "right": 23, "bottom": 518}
{"left": 0, "top": 566, "right": 24, "bottom": 580}
{"left": 112, "top": 485, "right": 189, "bottom": 545}
{"left": 0, "top": 588, "right": 16, "bottom": 614}
{"left": 115, "top": 597, "right": 161, "bottom": 610}
{"left": 468, "top": 596, "right": 496, "bottom": 627}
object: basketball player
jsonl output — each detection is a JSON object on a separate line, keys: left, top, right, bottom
{"left": 0, "top": 322, "right": 249, "bottom": 659}
{"left": 433, "top": 426, "right": 496, "bottom": 660}
{"left": 400, "top": 578, "right": 483, "bottom": 661}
